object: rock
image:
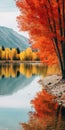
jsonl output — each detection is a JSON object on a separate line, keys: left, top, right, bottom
{"left": 39, "top": 75, "right": 65, "bottom": 107}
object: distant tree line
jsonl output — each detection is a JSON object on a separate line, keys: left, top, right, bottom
{"left": 0, "top": 46, "right": 39, "bottom": 61}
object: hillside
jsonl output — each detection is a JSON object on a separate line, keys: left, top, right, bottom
{"left": 0, "top": 26, "right": 29, "bottom": 50}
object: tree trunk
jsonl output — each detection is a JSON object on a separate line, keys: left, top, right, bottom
{"left": 61, "top": 43, "right": 65, "bottom": 79}
{"left": 62, "top": 69, "right": 65, "bottom": 79}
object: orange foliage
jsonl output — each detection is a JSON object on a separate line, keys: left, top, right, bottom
{"left": 20, "top": 90, "right": 61, "bottom": 130}
{"left": 32, "top": 37, "right": 58, "bottom": 64}
{"left": 20, "top": 105, "right": 64, "bottom": 130}
{"left": 31, "top": 90, "right": 58, "bottom": 118}
{"left": 16, "top": 0, "right": 65, "bottom": 65}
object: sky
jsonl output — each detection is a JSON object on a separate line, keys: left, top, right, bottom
{"left": 0, "top": 0, "right": 29, "bottom": 37}
{"left": 0, "top": 0, "right": 17, "bottom": 12}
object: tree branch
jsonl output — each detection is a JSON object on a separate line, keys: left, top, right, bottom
{"left": 45, "top": 0, "right": 63, "bottom": 72}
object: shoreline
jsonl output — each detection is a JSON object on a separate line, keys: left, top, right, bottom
{"left": 0, "top": 60, "right": 42, "bottom": 64}
{"left": 38, "top": 75, "right": 65, "bottom": 107}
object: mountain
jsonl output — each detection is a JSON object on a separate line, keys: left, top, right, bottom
{"left": 0, "top": 75, "right": 35, "bottom": 95}
{"left": 0, "top": 26, "right": 29, "bottom": 50}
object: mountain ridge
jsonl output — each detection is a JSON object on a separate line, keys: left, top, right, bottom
{"left": 0, "top": 26, "right": 29, "bottom": 50}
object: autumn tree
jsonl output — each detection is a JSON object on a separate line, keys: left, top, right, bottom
{"left": 16, "top": 0, "right": 65, "bottom": 79}
{"left": 2, "top": 50, "right": 6, "bottom": 60}
{"left": 5, "top": 48, "right": 10, "bottom": 60}
{"left": 25, "top": 47, "right": 32, "bottom": 60}
{"left": 11, "top": 48, "right": 17, "bottom": 60}
{"left": 20, "top": 51, "right": 26, "bottom": 60}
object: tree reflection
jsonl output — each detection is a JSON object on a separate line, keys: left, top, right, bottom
{"left": 20, "top": 90, "right": 65, "bottom": 130}
{"left": 0, "top": 64, "right": 60, "bottom": 78}
{"left": 31, "top": 90, "right": 58, "bottom": 118}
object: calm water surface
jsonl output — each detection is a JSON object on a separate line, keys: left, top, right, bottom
{"left": 0, "top": 63, "right": 65, "bottom": 130}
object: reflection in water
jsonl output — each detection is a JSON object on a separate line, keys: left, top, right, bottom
{"left": 0, "top": 63, "right": 62, "bottom": 130}
{"left": 0, "top": 64, "right": 20, "bottom": 78}
{"left": 0, "top": 63, "right": 61, "bottom": 78}
{"left": 0, "top": 76, "right": 42, "bottom": 130}
{"left": 21, "top": 90, "right": 65, "bottom": 130}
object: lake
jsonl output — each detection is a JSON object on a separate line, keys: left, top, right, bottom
{"left": 0, "top": 63, "right": 65, "bottom": 130}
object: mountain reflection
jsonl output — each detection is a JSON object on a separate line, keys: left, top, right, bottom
{"left": 0, "top": 63, "right": 61, "bottom": 78}
{"left": 20, "top": 90, "right": 65, "bottom": 130}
